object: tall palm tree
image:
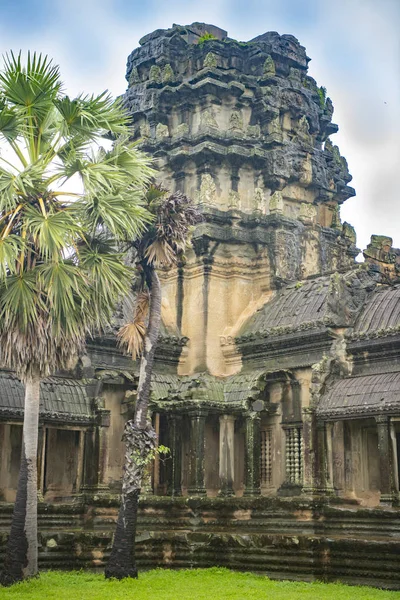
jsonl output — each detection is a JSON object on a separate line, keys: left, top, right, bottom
{"left": 105, "top": 185, "right": 201, "bottom": 579}
{"left": 0, "top": 52, "right": 154, "bottom": 585}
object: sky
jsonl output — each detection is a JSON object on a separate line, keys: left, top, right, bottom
{"left": 0, "top": 0, "right": 399, "bottom": 252}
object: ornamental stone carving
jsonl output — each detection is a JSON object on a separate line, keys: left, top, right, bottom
{"left": 269, "top": 190, "right": 284, "bottom": 215}
{"left": 229, "top": 111, "right": 244, "bottom": 133}
{"left": 156, "top": 123, "right": 169, "bottom": 139}
{"left": 299, "top": 202, "right": 317, "bottom": 224}
{"left": 247, "top": 124, "right": 260, "bottom": 138}
{"left": 197, "top": 173, "right": 217, "bottom": 205}
{"left": 200, "top": 109, "right": 218, "bottom": 131}
{"left": 162, "top": 63, "right": 174, "bottom": 83}
{"left": 204, "top": 52, "right": 218, "bottom": 68}
{"left": 228, "top": 191, "right": 241, "bottom": 210}
{"left": 149, "top": 65, "right": 162, "bottom": 83}
{"left": 128, "top": 67, "right": 140, "bottom": 86}
{"left": 174, "top": 122, "right": 189, "bottom": 137}
{"left": 263, "top": 55, "right": 275, "bottom": 77}
{"left": 254, "top": 187, "right": 265, "bottom": 212}
{"left": 139, "top": 121, "right": 150, "bottom": 138}
{"left": 297, "top": 116, "right": 312, "bottom": 144}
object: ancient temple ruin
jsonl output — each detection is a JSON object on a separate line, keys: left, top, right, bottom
{"left": 1, "top": 22, "right": 400, "bottom": 588}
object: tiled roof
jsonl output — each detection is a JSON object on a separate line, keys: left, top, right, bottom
{"left": 317, "top": 372, "right": 400, "bottom": 419}
{"left": 151, "top": 370, "right": 268, "bottom": 405}
{"left": 224, "top": 370, "right": 267, "bottom": 404}
{"left": 241, "top": 277, "right": 330, "bottom": 335}
{"left": 151, "top": 373, "right": 225, "bottom": 403}
{"left": 151, "top": 372, "right": 181, "bottom": 400}
{"left": 0, "top": 373, "right": 93, "bottom": 420}
{"left": 353, "top": 285, "right": 400, "bottom": 334}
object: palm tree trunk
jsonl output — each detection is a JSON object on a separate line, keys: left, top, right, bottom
{"left": 0, "top": 373, "right": 41, "bottom": 586}
{"left": 105, "top": 269, "right": 161, "bottom": 579}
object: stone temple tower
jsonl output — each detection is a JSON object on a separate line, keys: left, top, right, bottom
{"left": 125, "top": 23, "right": 357, "bottom": 376}
{"left": 124, "top": 22, "right": 358, "bottom": 378}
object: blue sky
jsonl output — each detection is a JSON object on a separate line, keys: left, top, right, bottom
{"left": 0, "top": 0, "right": 399, "bottom": 251}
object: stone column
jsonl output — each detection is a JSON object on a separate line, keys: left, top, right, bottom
{"left": 244, "top": 413, "right": 261, "bottom": 496}
{"left": 390, "top": 422, "right": 399, "bottom": 494}
{"left": 376, "top": 415, "right": 396, "bottom": 504}
{"left": 315, "top": 421, "right": 334, "bottom": 494}
{"left": 0, "top": 423, "right": 10, "bottom": 500}
{"left": 188, "top": 410, "right": 207, "bottom": 496}
{"left": 219, "top": 415, "right": 235, "bottom": 496}
{"left": 332, "top": 421, "right": 345, "bottom": 494}
{"left": 97, "top": 409, "right": 111, "bottom": 489}
{"left": 325, "top": 422, "right": 334, "bottom": 491}
{"left": 167, "top": 414, "right": 183, "bottom": 497}
{"left": 302, "top": 408, "right": 316, "bottom": 494}
{"left": 82, "top": 427, "right": 97, "bottom": 491}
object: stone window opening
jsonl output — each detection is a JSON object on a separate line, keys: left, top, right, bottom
{"left": 260, "top": 428, "right": 273, "bottom": 487}
{"left": 285, "top": 426, "right": 303, "bottom": 485}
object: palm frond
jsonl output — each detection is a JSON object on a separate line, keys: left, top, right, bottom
{"left": 0, "top": 51, "right": 61, "bottom": 116}
{"left": 24, "top": 204, "right": 79, "bottom": 260}
{"left": 0, "top": 235, "right": 24, "bottom": 278}
{"left": 0, "top": 271, "right": 40, "bottom": 332}
{"left": 139, "top": 187, "right": 202, "bottom": 267}
{"left": 143, "top": 238, "right": 176, "bottom": 267}
{"left": 0, "top": 101, "right": 21, "bottom": 142}
{"left": 81, "top": 191, "right": 153, "bottom": 240}
{"left": 117, "top": 291, "right": 149, "bottom": 360}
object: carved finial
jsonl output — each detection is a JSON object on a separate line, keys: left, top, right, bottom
{"left": 149, "top": 65, "right": 162, "bottom": 83}
{"left": 162, "top": 64, "right": 174, "bottom": 83}
{"left": 156, "top": 123, "right": 169, "bottom": 139}
{"left": 269, "top": 190, "right": 284, "bottom": 215}
{"left": 228, "top": 191, "right": 240, "bottom": 210}
{"left": 229, "top": 111, "right": 243, "bottom": 132}
{"left": 139, "top": 121, "right": 150, "bottom": 138}
{"left": 200, "top": 108, "right": 218, "bottom": 131}
{"left": 128, "top": 67, "right": 140, "bottom": 87}
{"left": 204, "top": 52, "right": 218, "bottom": 68}
{"left": 263, "top": 55, "right": 275, "bottom": 77}
{"left": 254, "top": 187, "right": 265, "bottom": 213}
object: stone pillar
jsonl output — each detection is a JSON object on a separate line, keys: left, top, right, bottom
{"left": 244, "top": 413, "right": 261, "bottom": 496}
{"left": 82, "top": 427, "right": 97, "bottom": 490}
{"left": 167, "top": 414, "right": 183, "bottom": 497}
{"left": 325, "top": 422, "right": 334, "bottom": 491}
{"left": 315, "top": 421, "right": 334, "bottom": 494}
{"left": 376, "top": 415, "right": 396, "bottom": 504}
{"left": 97, "top": 409, "right": 111, "bottom": 489}
{"left": 332, "top": 421, "right": 345, "bottom": 493}
{"left": 390, "top": 422, "right": 399, "bottom": 494}
{"left": 75, "top": 430, "right": 85, "bottom": 493}
{"left": 219, "top": 415, "right": 235, "bottom": 496}
{"left": 302, "top": 408, "right": 317, "bottom": 494}
{"left": 188, "top": 410, "right": 207, "bottom": 496}
{"left": 0, "top": 423, "right": 10, "bottom": 500}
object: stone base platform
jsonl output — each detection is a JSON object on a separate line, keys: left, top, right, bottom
{"left": 1, "top": 496, "right": 400, "bottom": 590}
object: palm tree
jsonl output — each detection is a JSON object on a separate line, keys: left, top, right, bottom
{"left": 0, "top": 52, "right": 154, "bottom": 585}
{"left": 105, "top": 185, "right": 201, "bottom": 579}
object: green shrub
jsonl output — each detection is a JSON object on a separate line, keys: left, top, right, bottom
{"left": 198, "top": 32, "right": 217, "bottom": 45}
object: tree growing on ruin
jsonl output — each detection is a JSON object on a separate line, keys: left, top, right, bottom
{"left": 0, "top": 52, "right": 154, "bottom": 585}
{"left": 105, "top": 185, "right": 201, "bottom": 580}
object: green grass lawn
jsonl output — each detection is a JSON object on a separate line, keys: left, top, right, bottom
{"left": 1, "top": 568, "right": 400, "bottom": 600}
